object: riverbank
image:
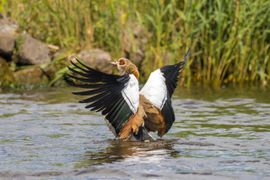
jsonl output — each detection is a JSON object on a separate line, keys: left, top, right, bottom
{"left": 0, "top": 16, "right": 120, "bottom": 89}
{"left": 1, "top": 0, "right": 270, "bottom": 89}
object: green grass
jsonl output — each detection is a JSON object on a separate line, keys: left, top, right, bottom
{"left": 2, "top": 0, "right": 270, "bottom": 87}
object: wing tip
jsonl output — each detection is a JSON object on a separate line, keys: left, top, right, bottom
{"left": 69, "top": 55, "right": 83, "bottom": 65}
{"left": 182, "top": 48, "right": 190, "bottom": 65}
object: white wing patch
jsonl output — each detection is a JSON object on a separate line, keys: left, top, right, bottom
{"left": 140, "top": 69, "right": 167, "bottom": 109}
{"left": 121, "top": 74, "right": 139, "bottom": 113}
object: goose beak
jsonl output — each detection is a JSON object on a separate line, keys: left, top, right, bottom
{"left": 110, "top": 61, "right": 117, "bottom": 66}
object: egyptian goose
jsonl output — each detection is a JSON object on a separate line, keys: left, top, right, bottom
{"left": 66, "top": 49, "right": 190, "bottom": 141}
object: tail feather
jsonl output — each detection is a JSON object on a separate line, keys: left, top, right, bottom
{"left": 133, "top": 126, "right": 154, "bottom": 141}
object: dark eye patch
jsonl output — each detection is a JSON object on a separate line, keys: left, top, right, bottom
{"left": 119, "top": 59, "right": 125, "bottom": 65}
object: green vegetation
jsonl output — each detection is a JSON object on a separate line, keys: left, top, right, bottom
{"left": 2, "top": 0, "right": 270, "bottom": 87}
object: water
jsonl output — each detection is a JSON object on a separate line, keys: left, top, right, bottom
{"left": 0, "top": 87, "right": 269, "bottom": 179}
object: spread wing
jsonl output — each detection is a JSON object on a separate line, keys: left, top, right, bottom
{"left": 65, "top": 58, "right": 139, "bottom": 136}
{"left": 140, "top": 49, "right": 190, "bottom": 133}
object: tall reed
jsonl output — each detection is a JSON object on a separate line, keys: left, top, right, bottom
{"left": 2, "top": 0, "right": 270, "bottom": 87}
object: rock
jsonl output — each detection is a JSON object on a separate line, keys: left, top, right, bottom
{"left": 77, "top": 49, "right": 113, "bottom": 73}
{"left": 0, "top": 33, "right": 17, "bottom": 59}
{"left": 0, "top": 17, "right": 18, "bottom": 34}
{"left": 14, "top": 66, "right": 49, "bottom": 86}
{"left": 17, "top": 34, "right": 51, "bottom": 65}
{"left": 0, "top": 17, "right": 18, "bottom": 59}
{"left": 0, "top": 57, "right": 15, "bottom": 86}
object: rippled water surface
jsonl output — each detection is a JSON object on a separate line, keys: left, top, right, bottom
{"left": 0, "top": 87, "right": 270, "bottom": 179}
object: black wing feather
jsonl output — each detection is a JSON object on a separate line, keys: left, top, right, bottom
{"left": 161, "top": 98, "right": 175, "bottom": 133}
{"left": 160, "top": 49, "right": 190, "bottom": 97}
{"left": 160, "top": 49, "right": 190, "bottom": 132}
{"left": 65, "top": 57, "right": 135, "bottom": 134}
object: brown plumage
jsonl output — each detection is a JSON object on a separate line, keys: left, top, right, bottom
{"left": 140, "top": 95, "right": 167, "bottom": 137}
{"left": 112, "top": 58, "right": 140, "bottom": 79}
{"left": 118, "top": 104, "right": 145, "bottom": 140}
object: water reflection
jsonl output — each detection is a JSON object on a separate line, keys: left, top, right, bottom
{"left": 75, "top": 139, "right": 179, "bottom": 168}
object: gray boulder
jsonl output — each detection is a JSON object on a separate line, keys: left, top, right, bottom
{"left": 77, "top": 49, "right": 113, "bottom": 73}
{"left": 0, "top": 18, "right": 18, "bottom": 59}
{"left": 17, "top": 34, "right": 51, "bottom": 65}
{"left": 0, "top": 34, "right": 16, "bottom": 58}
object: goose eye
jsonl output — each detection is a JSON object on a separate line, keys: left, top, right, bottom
{"left": 119, "top": 59, "right": 125, "bottom": 65}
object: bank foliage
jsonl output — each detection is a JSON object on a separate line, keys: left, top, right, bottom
{"left": 2, "top": 0, "right": 270, "bottom": 87}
